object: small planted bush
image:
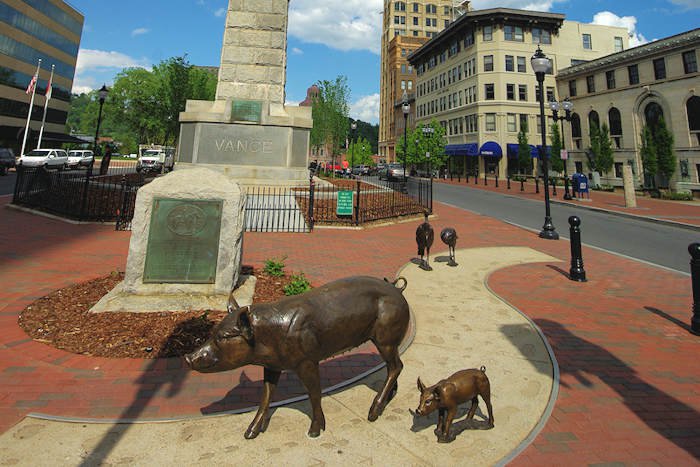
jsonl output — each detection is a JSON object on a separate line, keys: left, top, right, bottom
{"left": 264, "top": 256, "right": 287, "bottom": 277}
{"left": 661, "top": 191, "right": 694, "bottom": 201}
{"left": 284, "top": 273, "right": 311, "bottom": 296}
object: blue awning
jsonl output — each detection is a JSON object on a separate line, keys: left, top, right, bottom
{"left": 445, "top": 143, "right": 479, "bottom": 156}
{"left": 534, "top": 145, "right": 552, "bottom": 158}
{"left": 479, "top": 141, "right": 502, "bottom": 157}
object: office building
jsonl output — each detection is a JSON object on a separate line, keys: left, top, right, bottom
{"left": 0, "top": 0, "right": 84, "bottom": 152}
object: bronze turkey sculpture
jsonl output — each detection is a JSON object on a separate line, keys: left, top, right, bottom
{"left": 440, "top": 227, "right": 458, "bottom": 266}
{"left": 416, "top": 211, "right": 434, "bottom": 271}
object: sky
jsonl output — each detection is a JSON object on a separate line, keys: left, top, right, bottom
{"left": 68, "top": 0, "right": 700, "bottom": 124}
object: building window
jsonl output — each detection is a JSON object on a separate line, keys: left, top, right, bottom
{"left": 408, "top": 80, "right": 413, "bottom": 90}
{"left": 507, "top": 113, "right": 517, "bottom": 132}
{"left": 518, "top": 84, "right": 527, "bottom": 101}
{"left": 683, "top": 50, "right": 698, "bottom": 74}
{"left": 485, "top": 83, "right": 495, "bottom": 100}
{"left": 589, "top": 110, "right": 600, "bottom": 134}
{"left": 614, "top": 37, "right": 624, "bottom": 52}
{"left": 505, "top": 55, "right": 514, "bottom": 71}
{"left": 582, "top": 34, "right": 592, "bottom": 50}
{"left": 401, "top": 80, "right": 406, "bottom": 90}
{"left": 571, "top": 113, "right": 582, "bottom": 149}
{"left": 645, "top": 102, "right": 664, "bottom": 130}
{"left": 395, "top": 1, "right": 406, "bottom": 11}
{"left": 413, "top": 30, "right": 419, "bottom": 36}
{"left": 687, "top": 96, "right": 700, "bottom": 145}
{"left": 614, "top": 162, "right": 623, "bottom": 178}
{"left": 506, "top": 83, "right": 515, "bottom": 100}
{"left": 628, "top": 64, "right": 639, "bottom": 85}
{"left": 426, "top": 4, "right": 436, "bottom": 14}
{"left": 569, "top": 80, "right": 577, "bottom": 97}
{"left": 401, "top": 64, "right": 406, "bottom": 73}
{"left": 413, "top": 17, "right": 419, "bottom": 25}
{"left": 532, "top": 28, "right": 551, "bottom": 45}
{"left": 484, "top": 55, "right": 493, "bottom": 72}
{"left": 517, "top": 56, "right": 526, "bottom": 73}
{"left": 445, "top": 19, "right": 450, "bottom": 28}
{"left": 586, "top": 75, "right": 595, "bottom": 93}
{"left": 413, "top": 2, "right": 419, "bottom": 12}
{"left": 504, "top": 25, "right": 524, "bottom": 42}
{"left": 520, "top": 114, "right": 528, "bottom": 131}
{"left": 609, "top": 107, "right": 623, "bottom": 149}
{"left": 606, "top": 70, "right": 616, "bottom": 90}
{"left": 485, "top": 113, "right": 496, "bottom": 132}
{"left": 483, "top": 25, "right": 492, "bottom": 42}
{"left": 464, "top": 32, "right": 474, "bottom": 48}
{"left": 653, "top": 58, "right": 666, "bottom": 80}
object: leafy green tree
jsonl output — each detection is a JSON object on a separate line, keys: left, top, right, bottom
{"left": 640, "top": 124, "right": 657, "bottom": 187}
{"left": 654, "top": 117, "right": 676, "bottom": 187}
{"left": 351, "top": 136, "right": 374, "bottom": 166}
{"left": 311, "top": 76, "right": 350, "bottom": 161}
{"left": 349, "top": 118, "right": 379, "bottom": 154}
{"left": 397, "top": 120, "right": 447, "bottom": 171}
{"left": 595, "top": 123, "right": 615, "bottom": 175}
{"left": 549, "top": 122, "right": 564, "bottom": 173}
{"left": 586, "top": 121, "right": 601, "bottom": 172}
{"left": 517, "top": 121, "right": 531, "bottom": 174}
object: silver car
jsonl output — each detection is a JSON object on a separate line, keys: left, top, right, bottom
{"left": 67, "top": 150, "right": 94, "bottom": 168}
{"left": 17, "top": 149, "right": 69, "bottom": 170}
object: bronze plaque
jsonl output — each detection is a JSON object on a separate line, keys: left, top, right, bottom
{"left": 231, "top": 100, "right": 262, "bottom": 123}
{"left": 143, "top": 198, "right": 223, "bottom": 284}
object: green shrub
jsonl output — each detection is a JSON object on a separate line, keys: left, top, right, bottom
{"left": 284, "top": 273, "right": 311, "bottom": 296}
{"left": 661, "top": 191, "right": 693, "bottom": 201}
{"left": 593, "top": 184, "right": 615, "bottom": 192}
{"left": 263, "top": 256, "right": 287, "bottom": 277}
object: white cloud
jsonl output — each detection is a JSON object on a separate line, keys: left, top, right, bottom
{"left": 291, "top": 47, "right": 303, "bottom": 55}
{"left": 131, "top": 27, "right": 149, "bottom": 37}
{"left": 669, "top": 0, "right": 700, "bottom": 8}
{"left": 214, "top": 7, "right": 226, "bottom": 17}
{"left": 470, "top": 0, "right": 559, "bottom": 10}
{"left": 591, "top": 11, "right": 649, "bottom": 48}
{"left": 73, "top": 49, "right": 150, "bottom": 94}
{"left": 288, "top": 0, "right": 383, "bottom": 54}
{"left": 350, "top": 93, "right": 380, "bottom": 124}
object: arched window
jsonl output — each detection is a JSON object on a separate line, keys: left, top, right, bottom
{"left": 608, "top": 108, "right": 623, "bottom": 148}
{"left": 644, "top": 102, "right": 664, "bottom": 131}
{"left": 588, "top": 110, "right": 600, "bottom": 131}
{"left": 687, "top": 96, "right": 700, "bottom": 146}
{"left": 571, "top": 113, "right": 582, "bottom": 149}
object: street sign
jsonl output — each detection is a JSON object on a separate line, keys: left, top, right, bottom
{"left": 560, "top": 149, "right": 568, "bottom": 160}
{"left": 337, "top": 190, "right": 353, "bottom": 216}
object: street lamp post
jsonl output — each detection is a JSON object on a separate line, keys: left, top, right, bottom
{"left": 402, "top": 91, "right": 410, "bottom": 182}
{"left": 532, "top": 47, "right": 559, "bottom": 240}
{"left": 550, "top": 98, "right": 574, "bottom": 200}
{"left": 350, "top": 121, "right": 357, "bottom": 178}
{"left": 93, "top": 84, "right": 109, "bottom": 159}
{"left": 422, "top": 126, "right": 435, "bottom": 177}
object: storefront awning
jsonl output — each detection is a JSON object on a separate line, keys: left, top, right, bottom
{"left": 534, "top": 145, "right": 552, "bottom": 158}
{"left": 445, "top": 143, "right": 479, "bottom": 156}
{"left": 479, "top": 141, "right": 502, "bottom": 157}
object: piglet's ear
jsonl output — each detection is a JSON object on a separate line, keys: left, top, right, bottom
{"left": 237, "top": 306, "right": 255, "bottom": 346}
{"left": 417, "top": 377, "right": 426, "bottom": 392}
{"left": 432, "top": 388, "right": 441, "bottom": 401}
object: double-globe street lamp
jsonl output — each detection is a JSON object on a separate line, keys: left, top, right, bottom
{"left": 350, "top": 121, "right": 357, "bottom": 178}
{"left": 549, "top": 98, "right": 574, "bottom": 200}
{"left": 422, "top": 126, "right": 435, "bottom": 178}
{"left": 531, "top": 46, "right": 558, "bottom": 240}
{"left": 402, "top": 91, "right": 410, "bottom": 182}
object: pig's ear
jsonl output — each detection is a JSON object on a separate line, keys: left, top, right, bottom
{"left": 237, "top": 307, "right": 255, "bottom": 345}
{"left": 432, "top": 388, "right": 441, "bottom": 401}
{"left": 417, "top": 377, "right": 426, "bottom": 392}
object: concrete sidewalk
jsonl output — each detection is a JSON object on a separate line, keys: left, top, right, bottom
{"left": 0, "top": 194, "right": 698, "bottom": 465}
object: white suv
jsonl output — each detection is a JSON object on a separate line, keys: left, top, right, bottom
{"left": 67, "top": 150, "right": 94, "bottom": 168}
{"left": 17, "top": 149, "right": 69, "bottom": 170}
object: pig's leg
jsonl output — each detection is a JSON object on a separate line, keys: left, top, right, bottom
{"left": 438, "top": 407, "right": 457, "bottom": 443}
{"left": 466, "top": 396, "right": 479, "bottom": 419}
{"left": 482, "top": 392, "right": 495, "bottom": 427}
{"left": 435, "top": 407, "right": 446, "bottom": 437}
{"left": 368, "top": 344, "right": 403, "bottom": 421}
{"left": 244, "top": 368, "right": 281, "bottom": 439}
{"left": 297, "top": 360, "right": 325, "bottom": 437}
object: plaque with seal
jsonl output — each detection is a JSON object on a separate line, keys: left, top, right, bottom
{"left": 231, "top": 100, "right": 262, "bottom": 123}
{"left": 143, "top": 198, "right": 223, "bottom": 284}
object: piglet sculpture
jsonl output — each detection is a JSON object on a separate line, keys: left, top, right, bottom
{"left": 185, "top": 276, "right": 410, "bottom": 439}
{"left": 415, "top": 367, "right": 494, "bottom": 443}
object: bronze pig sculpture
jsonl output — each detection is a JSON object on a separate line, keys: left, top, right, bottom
{"left": 415, "top": 367, "right": 494, "bottom": 443}
{"left": 185, "top": 276, "right": 410, "bottom": 439}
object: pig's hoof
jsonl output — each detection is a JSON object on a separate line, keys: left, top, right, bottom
{"left": 367, "top": 406, "right": 379, "bottom": 422}
{"left": 307, "top": 428, "right": 321, "bottom": 438}
{"left": 437, "top": 433, "right": 455, "bottom": 443}
{"left": 244, "top": 427, "right": 261, "bottom": 439}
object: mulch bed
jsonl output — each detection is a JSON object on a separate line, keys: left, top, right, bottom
{"left": 18, "top": 267, "right": 299, "bottom": 359}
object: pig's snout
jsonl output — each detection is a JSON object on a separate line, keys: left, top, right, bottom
{"left": 415, "top": 407, "right": 424, "bottom": 417}
{"left": 184, "top": 345, "right": 219, "bottom": 372}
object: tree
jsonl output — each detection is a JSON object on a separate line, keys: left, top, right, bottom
{"left": 349, "top": 118, "right": 379, "bottom": 154}
{"left": 352, "top": 136, "right": 375, "bottom": 166}
{"left": 549, "top": 122, "right": 564, "bottom": 173}
{"left": 517, "top": 121, "right": 531, "bottom": 174}
{"left": 310, "top": 76, "right": 350, "bottom": 161}
{"left": 595, "top": 123, "right": 615, "bottom": 175}
{"left": 640, "top": 124, "right": 657, "bottom": 187}
{"left": 397, "top": 120, "right": 447, "bottom": 172}
{"left": 654, "top": 117, "right": 676, "bottom": 187}
{"left": 586, "top": 121, "right": 601, "bottom": 172}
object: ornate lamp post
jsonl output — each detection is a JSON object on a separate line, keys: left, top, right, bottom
{"left": 550, "top": 98, "right": 574, "bottom": 200}
{"left": 93, "top": 84, "right": 109, "bottom": 158}
{"left": 402, "top": 91, "right": 409, "bottom": 182}
{"left": 350, "top": 121, "right": 357, "bottom": 178}
{"left": 422, "top": 125, "right": 434, "bottom": 178}
{"left": 532, "top": 47, "right": 558, "bottom": 240}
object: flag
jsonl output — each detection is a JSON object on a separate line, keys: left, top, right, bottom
{"left": 25, "top": 74, "right": 37, "bottom": 95}
{"left": 45, "top": 75, "right": 52, "bottom": 101}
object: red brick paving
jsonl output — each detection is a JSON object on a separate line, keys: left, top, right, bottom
{"left": 1, "top": 187, "right": 699, "bottom": 465}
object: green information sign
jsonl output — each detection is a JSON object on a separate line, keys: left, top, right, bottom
{"left": 336, "top": 190, "right": 354, "bottom": 216}
{"left": 231, "top": 100, "right": 263, "bottom": 123}
{"left": 143, "top": 198, "right": 223, "bottom": 284}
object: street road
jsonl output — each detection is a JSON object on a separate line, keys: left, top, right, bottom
{"left": 434, "top": 182, "right": 698, "bottom": 275}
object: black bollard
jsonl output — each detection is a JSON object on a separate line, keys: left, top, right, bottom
{"left": 484, "top": 174, "right": 487, "bottom": 186}
{"left": 568, "top": 216, "right": 587, "bottom": 282}
{"left": 520, "top": 179, "right": 524, "bottom": 191}
{"left": 507, "top": 176, "right": 510, "bottom": 190}
{"left": 464, "top": 172, "right": 467, "bottom": 183}
{"left": 458, "top": 173, "right": 461, "bottom": 182}
{"left": 474, "top": 172, "right": 478, "bottom": 184}
{"left": 552, "top": 178, "right": 557, "bottom": 196}
{"left": 689, "top": 243, "right": 700, "bottom": 335}
{"left": 535, "top": 178, "right": 540, "bottom": 194}
{"left": 495, "top": 174, "right": 499, "bottom": 187}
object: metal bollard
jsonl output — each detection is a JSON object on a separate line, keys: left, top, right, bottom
{"left": 520, "top": 179, "right": 524, "bottom": 191}
{"left": 507, "top": 176, "right": 510, "bottom": 190}
{"left": 495, "top": 174, "right": 499, "bottom": 187}
{"left": 552, "top": 178, "right": 557, "bottom": 196}
{"left": 689, "top": 243, "right": 700, "bottom": 335}
{"left": 535, "top": 178, "right": 540, "bottom": 194}
{"left": 484, "top": 174, "right": 487, "bottom": 186}
{"left": 568, "top": 216, "right": 587, "bottom": 282}
{"left": 474, "top": 172, "right": 478, "bottom": 184}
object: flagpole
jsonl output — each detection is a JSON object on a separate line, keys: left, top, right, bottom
{"left": 20, "top": 59, "right": 41, "bottom": 157}
{"left": 37, "top": 64, "right": 54, "bottom": 150}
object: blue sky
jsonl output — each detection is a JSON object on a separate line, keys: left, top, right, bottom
{"left": 69, "top": 0, "right": 699, "bottom": 123}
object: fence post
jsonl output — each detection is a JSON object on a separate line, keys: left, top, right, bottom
{"left": 689, "top": 243, "right": 700, "bottom": 335}
{"left": 495, "top": 173, "right": 499, "bottom": 188}
{"left": 355, "top": 179, "right": 361, "bottom": 226}
{"left": 79, "top": 163, "right": 93, "bottom": 220}
{"left": 12, "top": 164, "right": 23, "bottom": 203}
{"left": 569, "top": 216, "right": 587, "bottom": 282}
{"left": 308, "top": 176, "right": 315, "bottom": 231}
{"left": 552, "top": 177, "right": 557, "bottom": 196}
{"left": 117, "top": 175, "right": 129, "bottom": 230}
{"left": 535, "top": 177, "right": 540, "bottom": 194}
{"left": 429, "top": 177, "right": 433, "bottom": 213}
{"left": 520, "top": 178, "right": 524, "bottom": 191}
{"left": 484, "top": 173, "right": 488, "bottom": 186}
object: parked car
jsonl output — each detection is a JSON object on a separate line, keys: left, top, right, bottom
{"left": 381, "top": 163, "right": 406, "bottom": 181}
{"left": 351, "top": 165, "right": 370, "bottom": 176}
{"left": 0, "top": 148, "right": 15, "bottom": 175}
{"left": 17, "top": 148, "right": 69, "bottom": 170}
{"left": 67, "top": 150, "right": 94, "bottom": 168}
{"left": 136, "top": 148, "right": 175, "bottom": 174}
